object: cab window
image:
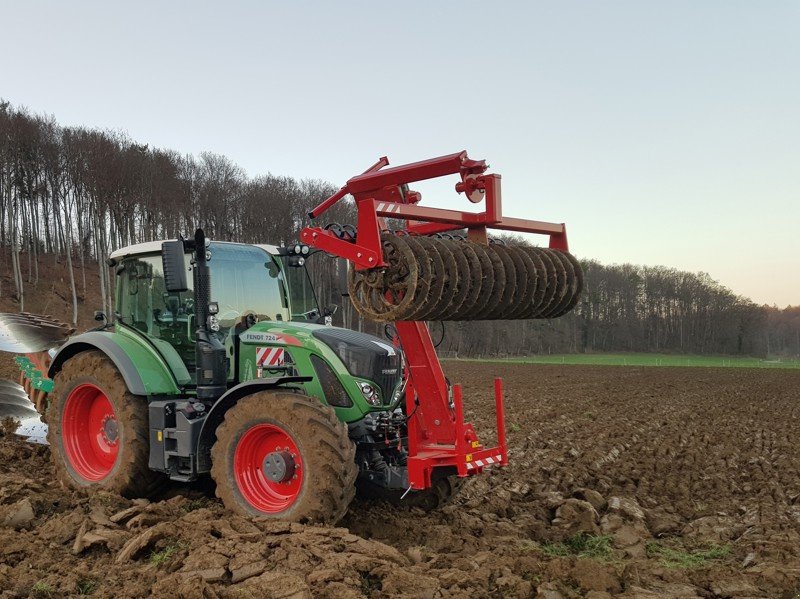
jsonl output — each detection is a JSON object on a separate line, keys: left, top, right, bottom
{"left": 281, "top": 259, "right": 320, "bottom": 320}
{"left": 116, "top": 254, "right": 196, "bottom": 370}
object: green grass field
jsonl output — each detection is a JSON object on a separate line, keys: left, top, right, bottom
{"left": 448, "top": 353, "right": 800, "bottom": 369}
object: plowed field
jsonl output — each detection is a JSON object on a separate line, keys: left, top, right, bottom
{"left": 2, "top": 362, "right": 800, "bottom": 598}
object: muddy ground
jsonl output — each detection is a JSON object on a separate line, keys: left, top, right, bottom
{"left": 2, "top": 362, "right": 800, "bottom": 598}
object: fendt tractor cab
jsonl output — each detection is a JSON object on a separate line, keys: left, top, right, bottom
{"left": 46, "top": 229, "right": 414, "bottom": 522}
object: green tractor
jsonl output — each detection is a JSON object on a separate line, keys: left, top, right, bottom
{"left": 27, "top": 150, "right": 580, "bottom": 525}
{"left": 45, "top": 230, "right": 412, "bottom": 523}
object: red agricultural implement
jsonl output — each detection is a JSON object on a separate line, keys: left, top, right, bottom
{"left": 302, "top": 151, "right": 582, "bottom": 492}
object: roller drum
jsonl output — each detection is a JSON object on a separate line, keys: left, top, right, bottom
{"left": 346, "top": 233, "right": 583, "bottom": 323}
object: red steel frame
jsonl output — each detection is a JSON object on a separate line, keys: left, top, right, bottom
{"left": 301, "top": 151, "right": 571, "bottom": 490}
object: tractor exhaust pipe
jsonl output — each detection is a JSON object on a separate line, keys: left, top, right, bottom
{"left": 164, "top": 230, "right": 227, "bottom": 400}
{"left": 191, "top": 229, "right": 228, "bottom": 400}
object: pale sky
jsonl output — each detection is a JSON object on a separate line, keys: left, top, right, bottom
{"left": 2, "top": 1, "right": 798, "bottom": 307}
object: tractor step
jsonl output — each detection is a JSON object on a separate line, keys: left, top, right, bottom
{"left": 148, "top": 400, "right": 204, "bottom": 481}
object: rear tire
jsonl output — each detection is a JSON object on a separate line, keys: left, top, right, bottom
{"left": 48, "top": 351, "right": 161, "bottom": 497}
{"left": 210, "top": 391, "right": 357, "bottom": 524}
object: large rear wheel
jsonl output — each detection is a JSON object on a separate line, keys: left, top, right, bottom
{"left": 48, "top": 351, "right": 161, "bottom": 497}
{"left": 210, "top": 391, "right": 357, "bottom": 524}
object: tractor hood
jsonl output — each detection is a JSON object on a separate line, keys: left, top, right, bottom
{"left": 238, "top": 321, "right": 403, "bottom": 406}
{"left": 310, "top": 327, "right": 402, "bottom": 403}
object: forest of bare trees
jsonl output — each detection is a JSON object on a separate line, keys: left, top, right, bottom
{"left": 1, "top": 100, "right": 797, "bottom": 358}
{"left": 438, "top": 262, "right": 799, "bottom": 358}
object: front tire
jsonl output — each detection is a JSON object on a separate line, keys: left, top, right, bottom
{"left": 48, "top": 351, "right": 161, "bottom": 497}
{"left": 210, "top": 391, "right": 357, "bottom": 524}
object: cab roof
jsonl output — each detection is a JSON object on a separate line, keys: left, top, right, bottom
{"left": 109, "top": 240, "right": 281, "bottom": 260}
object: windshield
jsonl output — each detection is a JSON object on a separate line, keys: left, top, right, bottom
{"left": 208, "top": 243, "right": 290, "bottom": 326}
{"left": 280, "top": 257, "right": 320, "bottom": 320}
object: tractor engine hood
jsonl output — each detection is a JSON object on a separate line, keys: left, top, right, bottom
{"left": 311, "top": 328, "right": 402, "bottom": 405}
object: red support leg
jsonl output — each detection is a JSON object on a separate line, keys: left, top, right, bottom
{"left": 494, "top": 378, "right": 508, "bottom": 465}
{"left": 396, "top": 321, "right": 507, "bottom": 489}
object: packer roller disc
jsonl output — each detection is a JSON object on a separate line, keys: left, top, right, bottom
{"left": 505, "top": 246, "right": 538, "bottom": 320}
{"left": 484, "top": 245, "right": 518, "bottom": 320}
{"left": 404, "top": 235, "right": 445, "bottom": 321}
{"left": 436, "top": 239, "right": 478, "bottom": 321}
{"left": 518, "top": 247, "right": 548, "bottom": 319}
{"left": 530, "top": 249, "right": 559, "bottom": 318}
{"left": 496, "top": 246, "right": 529, "bottom": 319}
{"left": 541, "top": 249, "right": 575, "bottom": 318}
{"left": 467, "top": 242, "right": 499, "bottom": 320}
{"left": 538, "top": 249, "right": 569, "bottom": 318}
{"left": 550, "top": 251, "right": 584, "bottom": 318}
{"left": 427, "top": 239, "right": 470, "bottom": 321}
{"left": 348, "top": 234, "right": 419, "bottom": 322}
{"left": 481, "top": 242, "right": 507, "bottom": 320}
{"left": 401, "top": 235, "right": 434, "bottom": 321}
{"left": 447, "top": 242, "right": 483, "bottom": 320}
{"left": 421, "top": 238, "right": 460, "bottom": 322}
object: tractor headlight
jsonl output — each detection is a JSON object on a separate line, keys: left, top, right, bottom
{"left": 390, "top": 375, "right": 406, "bottom": 407}
{"left": 208, "top": 315, "right": 220, "bottom": 332}
{"left": 357, "top": 382, "right": 381, "bottom": 406}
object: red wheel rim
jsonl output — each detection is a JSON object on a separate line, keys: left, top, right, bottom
{"left": 233, "top": 423, "right": 303, "bottom": 514}
{"left": 62, "top": 383, "right": 119, "bottom": 481}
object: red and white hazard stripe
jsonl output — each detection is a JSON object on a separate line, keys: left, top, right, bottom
{"left": 376, "top": 202, "right": 403, "bottom": 214}
{"left": 465, "top": 454, "right": 503, "bottom": 471}
{"left": 256, "top": 347, "right": 285, "bottom": 367}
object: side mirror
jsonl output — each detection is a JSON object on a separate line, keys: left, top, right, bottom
{"left": 162, "top": 241, "right": 188, "bottom": 292}
{"left": 318, "top": 305, "right": 338, "bottom": 326}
